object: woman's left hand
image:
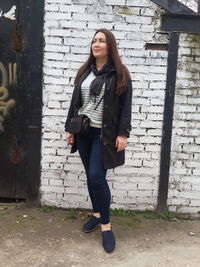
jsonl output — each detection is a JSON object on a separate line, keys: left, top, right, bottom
{"left": 115, "top": 136, "right": 127, "bottom": 152}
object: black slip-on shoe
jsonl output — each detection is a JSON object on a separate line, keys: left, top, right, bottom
{"left": 82, "top": 216, "right": 100, "bottom": 233}
{"left": 102, "top": 230, "right": 116, "bottom": 253}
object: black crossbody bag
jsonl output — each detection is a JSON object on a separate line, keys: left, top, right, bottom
{"left": 67, "top": 94, "right": 105, "bottom": 135}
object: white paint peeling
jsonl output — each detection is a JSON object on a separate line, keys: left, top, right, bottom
{"left": 0, "top": 5, "right": 16, "bottom": 21}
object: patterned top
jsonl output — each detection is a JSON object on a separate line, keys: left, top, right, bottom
{"left": 78, "top": 71, "right": 105, "bottom": 128}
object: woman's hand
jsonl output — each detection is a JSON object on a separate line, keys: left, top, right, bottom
{"left": 115, "top": 136, "right": 127, "bottom": 152}
{"left": 66, "top": 132, "right": 74, "bottom": 146}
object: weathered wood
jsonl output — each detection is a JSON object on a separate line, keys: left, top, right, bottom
{"left": 0, "top": 0, "right": 26, "bottom": 199}
{"left": 151, "top": 0, "right": 196, "bottom": 14}
{"left": 19, "top": 0, "right": 44, "bottom": 204}
{"left": 161, "top": 13, "right": 200, "bottom": 34}
{"left": 157, "top": 32, "right": 180, "bottom": 213}
{"left": 0, "top": 0, "right": 44, "bottom": 203}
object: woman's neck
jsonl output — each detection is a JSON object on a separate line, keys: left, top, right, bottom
{"left": 95, "top": 58, "right": 108, "bottom": 71}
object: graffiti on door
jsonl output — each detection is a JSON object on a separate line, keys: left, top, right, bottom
{"left": 0, "top": 5, "right": 16, "bottom": 21}
{"left": 0, "top": 62, "right": 16, "bottom": 133}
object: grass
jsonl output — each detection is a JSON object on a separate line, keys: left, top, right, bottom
{"left": 39, "top": 206, "right": 176, "bottom": 221}
{"left": 0, "top": 210, "right": 10, "bottom": 217}
{"left": 110, "top": 209, "right": 138, "bottom": 217}
{"left": 142, "top": 210, "right": 159, "bottom": 219}
{"left": 65, "top": 209, "right": 79, "bottom": 221}
{"left": 40, "top": 205, "right": 55, "bottom": 213}
{"left": 159, "top": 211, "right": 176, "bottom": 221}
{"left": 126, "top": 218, "right": 141, "bottom": 229}
{"left": 0, "top": 205, "right": 11, "bottom": 216}
{"left": 40, "top": 206, "right": 79, "bottom": 220}
{"left": 110, "top": 208, "right": 176, "bottom": 221}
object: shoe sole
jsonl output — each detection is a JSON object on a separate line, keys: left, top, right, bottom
{"left": 105, "top": 251, "right": 114, "bottom": 253}
{"left": 82, "top": 224, "right": 100, "bottom": 233}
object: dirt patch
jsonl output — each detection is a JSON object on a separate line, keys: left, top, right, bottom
{"left": 0, "top": 204, "right": 200, "bottom": 267}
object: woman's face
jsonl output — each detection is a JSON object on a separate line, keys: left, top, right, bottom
{"left": 91, "top": 32, "right": 108, "bottom": 60}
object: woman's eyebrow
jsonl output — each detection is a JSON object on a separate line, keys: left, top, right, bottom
{"left": 93, "top": 37, "right": 106, "bottom": 41}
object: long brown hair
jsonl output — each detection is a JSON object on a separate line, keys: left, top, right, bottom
{"left": 74, "top": 29, "right": 131, "bottom": 95}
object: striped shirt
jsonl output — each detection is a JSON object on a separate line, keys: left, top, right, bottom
{"left": 78, "top": 71, "right": 105, "bottom": 128}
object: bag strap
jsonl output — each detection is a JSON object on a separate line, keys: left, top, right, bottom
{"left": 94, "top": 93, "right": 105, "bottom": 111}
{"left": 94, "top": 75, "right": 114, "bottom": 111}
{"left": 73, "top": 68, "right": 91, "bottom": 115}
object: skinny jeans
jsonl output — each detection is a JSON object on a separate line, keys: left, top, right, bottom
{"left": 76, "top": 127, "right": 111, "bottom": 224}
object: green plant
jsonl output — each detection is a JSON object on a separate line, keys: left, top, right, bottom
{"left": 159, "top": 211, "right": 176, "bottom": 221}
{"left": 110, "top": 208, "right": 176, "bottom": 221}
{"left": 126, "top": 217, "right": 141, "bottom": 229}
{"left": 0, "top": 210, "right": 10, "bottom": 217}
{"left": 40, "top": 205, "right": 55, "bottom": 213}
{"left": 142, "top": 210, "right": 159, "bottom": 219}
{"left": 110, "top": 208, "right": 137, "bottom": 217}
{"left": 65, "top": 209, "right": 78, "bottom": 221}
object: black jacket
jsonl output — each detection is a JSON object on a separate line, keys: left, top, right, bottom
{"left": 65, "top": 68, "right": 132, "bottom": 169}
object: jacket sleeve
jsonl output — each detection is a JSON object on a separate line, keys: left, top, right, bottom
{"left": 118, "top": 79, "right": 132, "bottom": 137}
{"left": 64, "top": 89, "right": 76, "bottom": 132}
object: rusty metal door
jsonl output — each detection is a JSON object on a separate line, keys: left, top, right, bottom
{"left": 0, "top": 0, "right": 44, "bottom": 202}
{"left": 0, "top": 0, "right": 27, "bottom": 199}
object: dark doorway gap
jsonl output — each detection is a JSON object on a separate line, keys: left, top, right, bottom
{"left": 145, "top": 43, "right": 169, "bottom": 50}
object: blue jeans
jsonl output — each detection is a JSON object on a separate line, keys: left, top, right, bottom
{"left": 76, "top": 127, "right": 111, "bottom": 224}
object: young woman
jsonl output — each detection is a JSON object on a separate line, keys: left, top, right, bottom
{"left": 65, "top": 29, "right": 132, "bottom": 253}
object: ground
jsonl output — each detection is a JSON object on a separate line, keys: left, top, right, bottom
{"left": 0, "top": 203, "right": 200, "bottom": 267}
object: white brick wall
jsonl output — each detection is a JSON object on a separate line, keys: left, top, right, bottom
{"left": 41, "top": 0, "right": 200, "bottom": 215}
{"left": 168, "top": 34, "right": 200, "bottom": 215}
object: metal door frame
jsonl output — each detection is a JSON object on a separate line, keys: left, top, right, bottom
{"left": 18, "top": 0, "right": 44, "bottom": 206}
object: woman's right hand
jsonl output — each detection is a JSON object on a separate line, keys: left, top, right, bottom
{"left": 66, "top": 132, "right": 74, "bottom": 146}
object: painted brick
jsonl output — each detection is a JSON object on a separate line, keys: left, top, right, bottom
{"left": 45, "top": 44, "right": 70, "bottom": 53}
{"left": 49, "top": 179, "right": 64, "bottom": 186}
{"left": 46, "top": 36, "right": 63, "bottom": 45}
{"left": 42, "top": 148, "right": 56, "bottom": 155}
{"left": 48, "top": 101, "right": 61, "bottom": 108}
{"left": 44, "top": 76, "right": 69, "bottom": 85}
{"left": 43, "top": 68, "right": 63, "bottom": 76}
{"left": 126, "top": 16, "right": 152, "bottom": 25}
{"left": 72, "top": 0, "right": 94, "bottom": 4}
{"left": 45, "top": 12, "right": 71, "bottom": 20}
{"left": 45, "top": 3, "right": 59, "bottom": 11}
{"left": 59, "top": 5, "right": 85, "bottom": 13}
{"left": 112, "top": 189, "right": 128, "bottom": 197}
{"left": 45, "top": 52, "right": 64, "bottom": 60}
{"left": 44, "top": 20, "right": 59, "bottom": 28}
{"left": 48, "top": 29, "right": 70, "bottom": 37}
{"left": 42, "top": 155, "right": 66, "bottom": 163}
{"left": 104, "top": 0, "right": 126, "bottom": 5}
{"left": 43, "top": 132, "right": 60, "bottom": 139}
{"left": 41, "top": 0, "right": 200, "bottom": 215}
{"left": 46, "top": 0, "right": 71, "bottom": 3}
{"left": 126, "top": 0, "right": 150, "bottom": 6}
{"left": 60, "top": 20, "right": 86, "bottom": 29}
{"left": 41, "top": 185, "right": 65, "bottom": 194}
{"left": 86, "top": 5, "right": 113, "bottom": 14}
{"left": 87, "top": 21, "right": 113, "bottom": 30}
{"left": 72, "top": 13, "right": 98, "bottom": 21}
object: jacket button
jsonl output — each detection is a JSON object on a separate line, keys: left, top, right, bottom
{"left": 103, "top": 124, "right": 107, "bottom": 128}
{"left": 105, "top": 104, "right": 108, "bottom": 108}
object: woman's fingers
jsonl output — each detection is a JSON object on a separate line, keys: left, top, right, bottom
{"left": 116, "top": 136, "right": 127, "bottom": 152}
{"left": 117, "top": 142, "right": 125, "bottom": 152}
{"left": 115, "top": 138, "right": 118, "bottom": 148}
{"left": 66, "top": 133, "right": 74, "bottom": 146}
